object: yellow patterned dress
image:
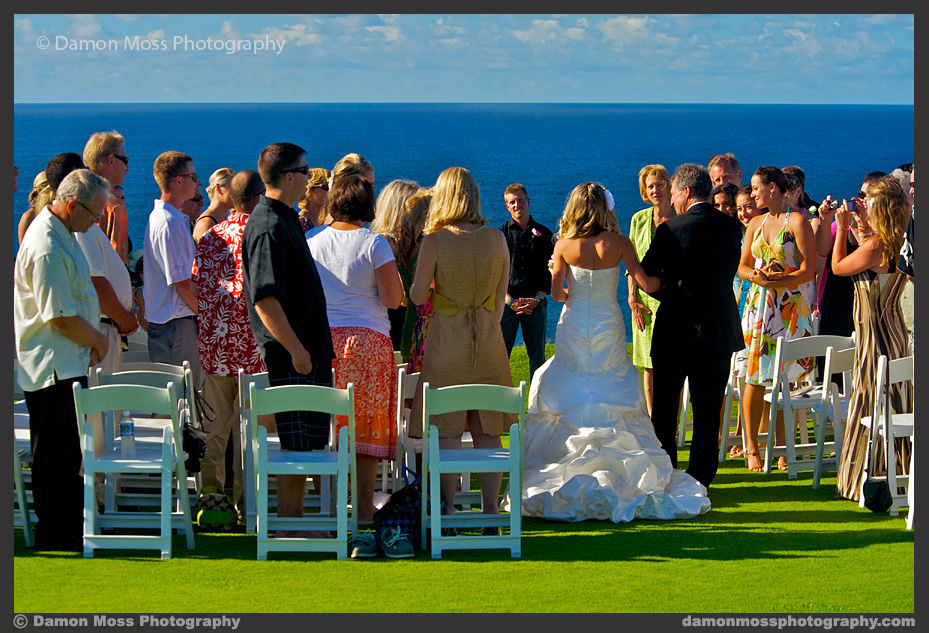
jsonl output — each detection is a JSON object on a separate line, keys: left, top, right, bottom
{"left": 741, "top": 210, "right": 815, "bottom": 386}
{"left": 410, "top": 224, "right": 516, "bottom": 439}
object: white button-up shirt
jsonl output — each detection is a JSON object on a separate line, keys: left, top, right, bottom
{"left": 143, "top": 199, "right": 196, "bottom": 324}
{"left": 14, "top": 207, "right": 100, "bottom": 391}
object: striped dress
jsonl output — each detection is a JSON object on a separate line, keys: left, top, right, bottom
{"left": 835, "top": 266, "right": 912, "bottom": 500}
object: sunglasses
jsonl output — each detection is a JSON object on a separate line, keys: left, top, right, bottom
{"left": 113, "top": 154, "right": 129, "bottom": 167}
{"left": 281, "top": 165, "right": 310, "bottom": 176}
{"left": 77, "top": 200, "right": 103, "bottom": 222}
{"left": 311, "top": 183, "right": 329, "bottom": 190}
{"left": 177, "top": 173, "right": 199, "bottom": 184}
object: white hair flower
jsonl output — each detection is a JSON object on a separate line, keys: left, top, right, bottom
{"left": 604, "top": 188, "right": 615, "bottom": 211}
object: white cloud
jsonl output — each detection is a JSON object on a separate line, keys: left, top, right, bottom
{"left": 366, "top": 25, "right": 404, "bottom": 42}
{"left": 70, "top": 14, "right": 103, "bottom": 38}
{"left": 220, "top": 20, "right": 237, "bottom": 39}
{"left": 597, "top": 16, "right": 653, "bottom": 44}
{"left": 114, "top": 15, "right": 139, "bottom": 22}
{"left": 513, "top": 19, "right": 560, "bottom": 45}
{"left": 146, "top": 29, "right": 165, "bottom": 40}
{"left": 251, "top": 23, "right": 320, "bottom": 46}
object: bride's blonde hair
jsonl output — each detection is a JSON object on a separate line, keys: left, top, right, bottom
{"left": 558, "top": 182, "right": 619, "bottom": 239}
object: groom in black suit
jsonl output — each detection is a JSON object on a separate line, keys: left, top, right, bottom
{"left": 640, "top": 164, "right": 744, "bottom": 488}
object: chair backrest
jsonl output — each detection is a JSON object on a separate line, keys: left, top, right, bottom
{"left": 422, "top": 381, "right": 528, "bottom": 437}
{"left": 775, "top": 334, "right": 855, "bottom": 365}
{"left": 96, "top": 361, "right": 192, "bottom": 422}
{"left": 73, "top": 381, "right": 181, "bottom": 447}
{"left": 822, "top": 346, "right": 855, "bottom": 395}
{"left": 238, "top": 369, "right": 270, "bottom": 419}
{"left": 871, "top": 354, "right": 914, "bottom": 421}
{"left": 248, "top": 381, "right": 355, "bottom": 451}
{"left": 118, "top": 361, "right": 183, "bottom": 374}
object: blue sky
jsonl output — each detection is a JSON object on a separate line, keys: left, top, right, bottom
{"left": 13, "top": 13, "right": 914, "bottom": 104}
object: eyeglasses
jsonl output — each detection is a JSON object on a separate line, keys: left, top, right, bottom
{"left": 77, "top": 200, "right": 103, "bottom": 222}
{"left": 858, "top": 190, "right": 866, "bottom": 198}
{"left": 112, "top": 154, "right": 129, "bottom": 167}
{"left": 281, "top": 165, "right": 309, "bottom": 176}
{"left": 177, "top": 173, "right": 199, "bottom": 184}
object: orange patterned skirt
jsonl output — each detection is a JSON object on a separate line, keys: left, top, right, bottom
{"left": 331, "top": 326, "right": 397, "bottom": 459}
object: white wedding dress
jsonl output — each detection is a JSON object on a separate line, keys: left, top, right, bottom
{"left": 519, "top": 265, "right": 711, "bottom": 522}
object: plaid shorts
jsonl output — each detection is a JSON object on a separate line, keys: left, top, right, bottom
{"left": 267, "top": 361, "right": 333, "bottom": 451}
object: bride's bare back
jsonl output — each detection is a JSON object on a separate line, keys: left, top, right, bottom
{"left": 552, "top": 231, "right": 657, "bottom": 301}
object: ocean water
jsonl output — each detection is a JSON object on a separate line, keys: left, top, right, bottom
{"left": 13, "top": 102, "right": 914, "bottom": 343}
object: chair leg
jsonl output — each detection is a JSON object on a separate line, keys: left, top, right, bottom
{"left": 83, "top": 468, "right": 96, "bottom": 557}
{"left": 176, "top": 470, "right": 196, "bottom": 550}
{"left": 160, "top": 467, "right": 172, "bottom": 559}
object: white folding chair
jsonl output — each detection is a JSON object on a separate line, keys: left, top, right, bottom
{"left": 811, "top": 345, "right": 855, "bottom": 489}
{"left": 421, "top": 381, "right": 527, "bottom": 559}
{"left": 906, "top": 424, "right": 915, "bottom": 530}
{"left": 763, "top": 334, "right": 855, "bottom": 477}
{"left": 677, "top": 377, "right": 692, "bottom": 449}
{"left": 13, "top": 429, "right": 34, "bottom": 548}
{"left": 249, "top": 381, "right": 358, "bottom": 560}
{"left": 94, "top": 362, "right": 197, "bottom": 512}
{"left": 73, "top": 380, "right": 196, "bottom": 558}
{"left": 397, "top": 369, "right": 476, "bottom": 504}
{"left": 859, "top": 355, "right": 914, "bottom": 516}
{"left": 238, "top": 370, "right": 333, "bottom": 534}
{"left": 718, "top": 351, "right": 745, "bottom": 461}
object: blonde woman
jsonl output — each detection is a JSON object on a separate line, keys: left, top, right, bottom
{"left": 371, "top": 179, "right": 420, "bottom": 350}
{"left": 409, "top": 166, "right": 513, "bottom": 521}
{"left": 18, "top": 171, "right": 53, "bottom": 247}
{"left": 397, "top": 188, "right": 433, "bottom": 367}
{"left": 520, "top": 182, "right": 709, "bottom": 523}
{"left": 193, "top": 167, "right": 235, "bottom": 242}
{"left": 297, "top": 167, "right": 330, "bottom": 232}
{"left": 627, "top": 164, "right": 675, "bottom": 417}
{"left": 830, "top": 176, "right": 912, "bottom": 501}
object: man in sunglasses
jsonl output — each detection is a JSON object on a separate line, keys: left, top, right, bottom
{"left": 143, "top": 151, "right": 203, "bottom": 388}
{"left": 78, "top": 131, "right": 138, "bottom": 376}
{"left": 242, "top": 143, "right": 335, "bottom": 533}
{"left": 84, "top": 131, "right": 132, "bottom": 267}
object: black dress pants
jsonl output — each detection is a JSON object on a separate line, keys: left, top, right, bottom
{"left": 650, "top": 353, "right": 730, "bottom": 488}
{"left": 24, "top": 375, "right": 87, "bottom": 546}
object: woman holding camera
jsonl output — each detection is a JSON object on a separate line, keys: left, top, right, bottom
{"left": 830, "top": 176, "right": 912, "bottom": 501}
{"left": 737, "top": 166, "right": 816, "bottom": 473}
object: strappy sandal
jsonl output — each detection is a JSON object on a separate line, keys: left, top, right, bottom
{"left": 728, "top": 445, "right": 745, "bottom": 459}
{"left": 745, "top": 450, "right": 764, "bottom": 473}
{"left": 777, "top": 456, "right": 789, "bottom": 471}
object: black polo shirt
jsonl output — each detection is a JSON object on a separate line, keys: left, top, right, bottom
{"left": 499, "top": 216, "right": 555, "bottom": 299}
{"left": 242, "top": 195, "right": 335, "bottom": 373}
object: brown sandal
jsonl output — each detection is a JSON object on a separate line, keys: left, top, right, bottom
{"left": 729, "top": 445, "right": 745, "bottom": 459}
{"left": 745, "top": 450, "right": 764, "bottom": 473}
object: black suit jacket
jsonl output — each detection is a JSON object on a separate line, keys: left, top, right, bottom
{"left": 640, "top": 201, "right": 744, "bottom": 360}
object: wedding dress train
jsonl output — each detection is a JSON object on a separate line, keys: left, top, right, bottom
{"left": 519, "top": 265, "right": 711, "bottom": 522}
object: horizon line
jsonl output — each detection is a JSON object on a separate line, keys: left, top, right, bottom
{"left": 13, "top": 101, "right": 914, "bottom": 107}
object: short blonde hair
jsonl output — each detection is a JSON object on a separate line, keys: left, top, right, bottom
{"left": 206, "top": 167, "right": 236, "bottom": 199}
{"left": 30, "top": 171, "right": 52, "bottom": 211}
{"left": 370, "top": 179, "right": 420, "bottom": 242}
{"left": 425, "top": 167, "right": 484, "bottom": 234}
{"left": 866, "top": 176, "right": 909, "bottom": 268}
{"left": 153, "top": 151, "right": 193, "bottom": 193}
{"left": 332, "top": 153, "right": 373, "bottom": 181}
{"left": 637, "top": 164, "right": 671, "bottom": 204}
{"left": 83, "top": 131, "right": 125, "bottom": 171}
{"left": 558, "top": 182, "right": 619, "bottom": 239}
{"left": 397, "top": 188, "right": 432, "bottom": 266}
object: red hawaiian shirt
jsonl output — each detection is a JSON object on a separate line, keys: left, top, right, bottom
{"left": 192, "top": 212, "right": 266, "bottom": 376}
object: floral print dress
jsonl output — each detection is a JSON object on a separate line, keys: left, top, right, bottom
{"left": 741, "top": 210, "right": 815, "bottom": 386}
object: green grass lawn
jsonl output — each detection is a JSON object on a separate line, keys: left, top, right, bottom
{"left": 13, "top": 346, "right": 914, "bottom": 614}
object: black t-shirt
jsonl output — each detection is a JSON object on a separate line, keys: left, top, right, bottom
{"left": 499, "top": 216, "right": 555, "bottom": 299}
{"left": 241, "top": 196, "right": 335, "bottom": 372}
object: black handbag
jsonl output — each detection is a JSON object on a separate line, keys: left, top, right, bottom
{"left": 181, "top": 387, "right": 211, "bottom": 473}
{"left": 373, "top": 468, "right": 424, "bottom": 549}
{"left": 862, "top": 478, "right": 893, "bottom": 513}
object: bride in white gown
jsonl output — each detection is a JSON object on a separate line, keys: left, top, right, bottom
{"left": 519, "top": 182, "right": 711, "bottom": 522}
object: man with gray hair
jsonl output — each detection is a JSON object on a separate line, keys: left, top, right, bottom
{"left": 14, "top": 169, "right": 111, "bottom": 551}
{"left": 641, "top": 163, "right": 743, "bottom": 489}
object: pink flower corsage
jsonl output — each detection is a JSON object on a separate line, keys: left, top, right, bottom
{"left": 531, "top": 227, "right": 542, "bottom": 237}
